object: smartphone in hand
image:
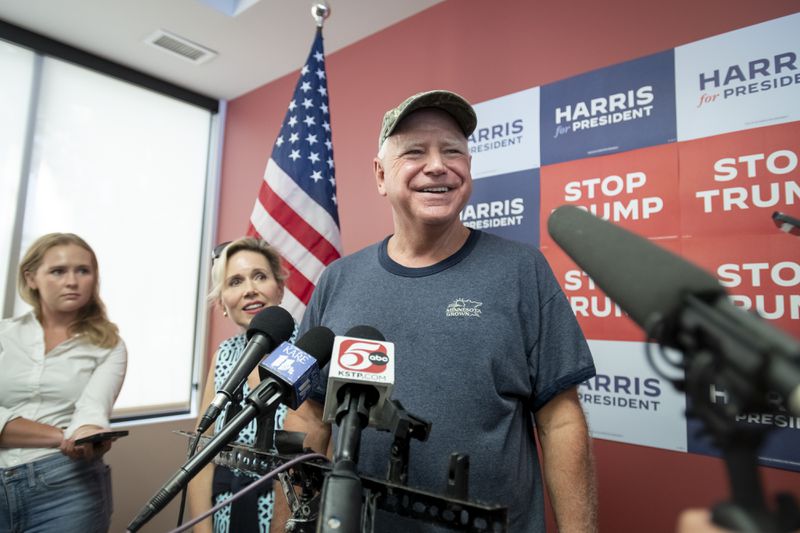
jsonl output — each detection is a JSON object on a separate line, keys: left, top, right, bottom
{"left": 74, "top": 430, "right": 129, "bottom": 445}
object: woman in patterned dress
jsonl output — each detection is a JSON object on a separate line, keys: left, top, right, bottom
{"left": 187, "top": 237, "right": 293, "bottom": 533}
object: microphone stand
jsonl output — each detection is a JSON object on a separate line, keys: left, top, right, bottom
{"left": 176, "top": 384, "right": 247, "bottom": 527}
{"left": 379, "top": 400, "right": 431, "bottom": 485}
{"left": 317, "top": 386, "right": 375, "bottom": 533}
{"left": 128, "top": 381, "right": 282, "bottom": 532}
{"left": 667, "top": 295, "right": 800, "bottom": 533}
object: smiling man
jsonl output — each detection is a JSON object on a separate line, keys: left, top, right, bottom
{"left": 273, "top": 90, "right": 598, "bottom": 533}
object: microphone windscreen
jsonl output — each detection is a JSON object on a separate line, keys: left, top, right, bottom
{"left": 547, "top": 205, "right": 724, "bottom": 333}
{"left": 295, "top": 326, "right": 336, "bottom": 368}
{"left": 344, "top": 325, "right": 385, "bottom": 342}
{"left": 246, "top": 306, "right": 295, "bottom": 343}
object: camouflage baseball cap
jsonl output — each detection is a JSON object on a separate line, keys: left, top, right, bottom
{"left": 378, "top": 90, "right": 477, "bottom": 149}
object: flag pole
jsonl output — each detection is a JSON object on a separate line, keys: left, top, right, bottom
{"left": 311, "top": 2, "right": 331, "bottom": 28}
{"left": 248, "top": 1, "right": 341, "bottom": 321}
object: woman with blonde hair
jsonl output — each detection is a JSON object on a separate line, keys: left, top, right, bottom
{"left": 0, "top": 233, "right": 127, "bottom": 532}
{"left": 188, "top": 236, "right": 295, "bottom": 533}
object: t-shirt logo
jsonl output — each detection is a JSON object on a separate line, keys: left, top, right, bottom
{"left": 446, "top": 298, "right": 483, "bottom": 317}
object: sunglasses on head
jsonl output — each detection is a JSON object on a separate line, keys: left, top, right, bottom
{"left": 212, "top": 241, "right": 232, "bottom": 261}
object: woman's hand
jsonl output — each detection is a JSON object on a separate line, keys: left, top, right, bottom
{"left": 60, "top": 425, "right": 113, "bottom": 460}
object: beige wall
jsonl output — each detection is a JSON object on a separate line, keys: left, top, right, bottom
{"left": 107, "top": 418, "right": 196, "bottom": 533}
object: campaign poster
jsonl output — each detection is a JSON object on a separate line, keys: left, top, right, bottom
{"left": 681, "top": 234, "right": 800, "bottom": 338}
{"left": 540, "top": 240, "right": 683, "bottom": 343}
{"left": 579, "top": 339, "right": 688, "bottom": 452}
{"left": 686, "top": 392, "right": 800, "bottom": 473}
{"left": 675, "top": 13, "right": 800, "bottom": 142}
{"left": 678, "top": 121, "right": 800, "bottom": 239}
{"left": 540, "top": 143, "right": 680, "bottom": 246}
{"left": 668, "top": 233, "right": 800, "bottom": 471}
{"left": 469, "top": 87, "right": 540, "bottom": 179}
{"left": 540, "top": 50, "right": 676, "bottom": 165}
{"left": 461, "top": 168, "right": 539, "bottom": 248}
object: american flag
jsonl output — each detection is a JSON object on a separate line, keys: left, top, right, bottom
{"left": 248, "top": 29, "right": 341, "bottom": 321}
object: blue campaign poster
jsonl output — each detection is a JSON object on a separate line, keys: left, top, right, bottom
{"left": 540, "top": 50, "right": 677, "bottom": 165}
{"left": 462, "top": 168, "right": 540, "bottom": 248}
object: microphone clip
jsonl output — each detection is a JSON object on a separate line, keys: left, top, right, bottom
{"left": 376, "top": 399, "right": 431, "bottom": 485}
{"left": 334, "top": 385, "right": 376, "bottom": 428}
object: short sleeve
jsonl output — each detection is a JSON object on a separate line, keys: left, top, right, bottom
{"left": 527, "top": 257, "right": 595, "bottom": 412}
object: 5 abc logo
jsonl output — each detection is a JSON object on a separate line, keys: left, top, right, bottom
{"left": 337, "top": 340, "right": 390, "bottom": 374}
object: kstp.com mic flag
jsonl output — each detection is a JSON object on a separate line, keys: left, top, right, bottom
{"left": 322, "top": 332, "right": 396, "bottom": 428}
{"left": 248, "top": 28, "right": 342, "bottom": 322}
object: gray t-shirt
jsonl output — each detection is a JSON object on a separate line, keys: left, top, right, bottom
{"left": 301, "top": 230, "right": 595, "bottom": 532}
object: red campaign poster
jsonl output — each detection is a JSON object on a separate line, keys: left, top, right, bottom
{"left": 541, "top": 239, "right": 683, "bottom": 342}
{"left": 678, "top": 121, "right": 800, "bottom": 238}
{"left": 539, "top": 143, "right": 680, "bottom": 247}
{"left": 681, "top": 233, "right": 800, "bottom": 337}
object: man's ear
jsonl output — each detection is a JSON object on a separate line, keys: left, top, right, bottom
{"left": 374, "top": 158, "right": 387, "bottom": 197}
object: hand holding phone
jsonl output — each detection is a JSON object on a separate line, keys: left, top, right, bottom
{"left": 74, "top": 430, "right": 129, "bottom": 445}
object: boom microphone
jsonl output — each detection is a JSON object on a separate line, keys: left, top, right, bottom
{"left": 127, "top": 326, "right": 334, "bottom": 533}
{"left": 547, "top": 205, "right": 800, "bottom": 415}
{"left": 548, "top": 205, "right": 723, "bottom": 334}
{"left": 197, "top": 306, "right": 295, "bottom": 434}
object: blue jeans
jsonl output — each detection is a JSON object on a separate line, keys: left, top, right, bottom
{"left": 0, "top": 452, "right": 112, "bottom": 533}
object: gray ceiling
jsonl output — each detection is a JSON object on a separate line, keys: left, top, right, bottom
{"left": 0, "top": 0, "right": 442, "bottom": 100}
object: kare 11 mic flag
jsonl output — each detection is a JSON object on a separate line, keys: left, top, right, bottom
{"left": 248, "top": 28, "right": 342, "bottom": 321}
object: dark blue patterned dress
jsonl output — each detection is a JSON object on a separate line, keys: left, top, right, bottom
{"left": 211, "top": 332, "right": 291, "bottom": 533}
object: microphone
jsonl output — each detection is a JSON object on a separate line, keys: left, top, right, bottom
{"left": 772, "top": 211, "right": 800, "bottom": 237}
{"left": 547, "top": 205, "right": 800, "bottom": 416}
{"left": 258, "top": 332, "right": 329, "bottom": 409}
{"left": 127, "top": 326, "right": 334, "bottom": 533}
{"left": 197, "top": 306, "right": 295, "bottom": 434}
{"left": 321, "top": 325, "right": 396, "bottom": 433}
{"left": 318, "top": 325, "right": 394, "bottom": 533}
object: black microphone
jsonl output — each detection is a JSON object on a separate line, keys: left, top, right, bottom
{"left": 127, "top": 326, "right": 334, "bottom": 533}
{"left": 197, "top": 306, "right": 295, "bottom": 434}
{"left": 323, "top": 325, "right": 394, "bottom": 462}
{"left": 547, "top": 205, "right": 800, "bottom": 415}
{"left": 318, "top": 325, "right": 392, "bottom": 533}
{"left": 548, "top": 205, "right": 724, "bottom": 332}
{"left": 772, "top": 211, "right": 800, "bottom": 237}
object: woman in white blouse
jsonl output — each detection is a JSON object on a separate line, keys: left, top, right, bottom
{"left": 0, "top": 233, "right": 127, "bottom": 532}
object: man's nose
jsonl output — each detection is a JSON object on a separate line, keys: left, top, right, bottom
{"left": 424, "top": 150, "right": 446, "bottom": 174}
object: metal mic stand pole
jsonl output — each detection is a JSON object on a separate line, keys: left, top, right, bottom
{"left": 317, "top": 387, "right": 374, "bottom": 533}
